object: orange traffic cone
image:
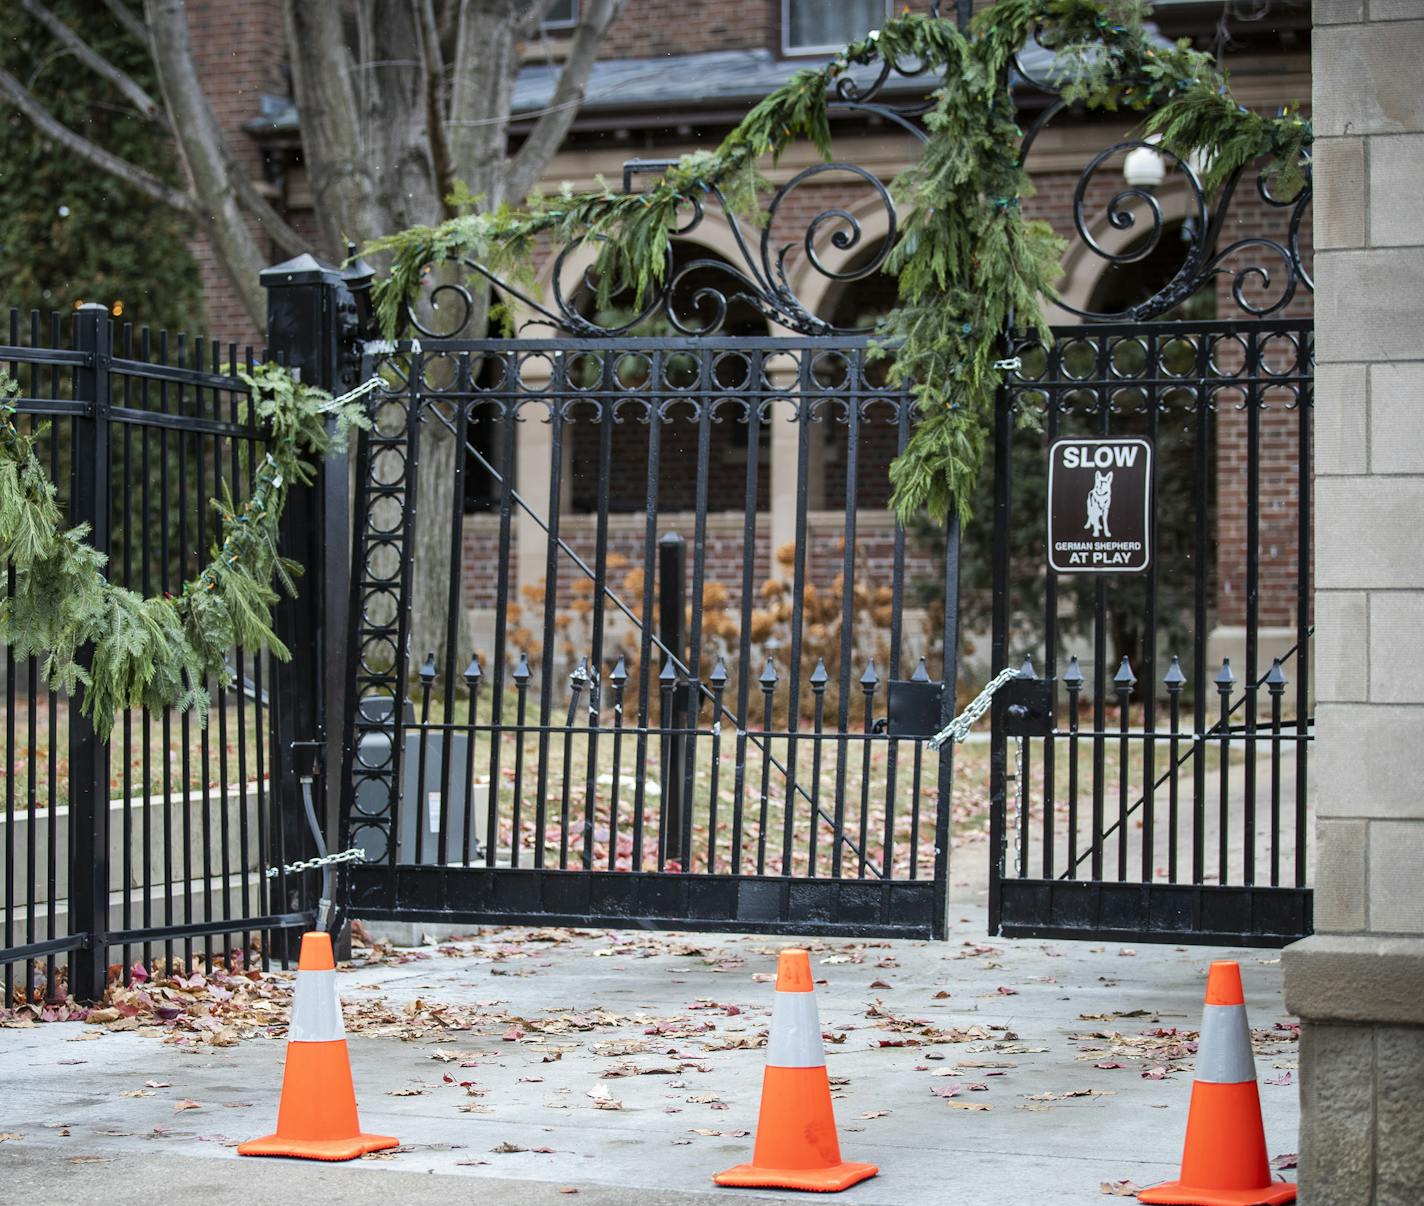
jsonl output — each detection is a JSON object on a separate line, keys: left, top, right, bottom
{"left": 1137, "top": 960, "right": 1295, "bottom": 1205}
{"left": 238, "top": 932, "right": 399, "bottom": 1161}
{"left": 714, "top": 949, "right": 877, "bottom": 1193}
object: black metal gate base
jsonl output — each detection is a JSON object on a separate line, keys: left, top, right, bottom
{"left": 348, "top": 867, "right": 937, "bottom": 938}
{"left": 996, "top": 880, "right": 1312, "bottom": 948}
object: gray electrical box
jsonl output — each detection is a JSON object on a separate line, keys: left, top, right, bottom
{"left": 352, "top": 698, "right": 489, "bottom": 866}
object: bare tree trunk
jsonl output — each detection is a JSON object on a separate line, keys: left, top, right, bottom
{"left": 1, "top": 0, "right": 626, "bottom": 692}
{"left": 144, "top": 0, "right": 270, "bottom": 327}
{"left": 402, "top": 0, "right": 625, "bottom": 679}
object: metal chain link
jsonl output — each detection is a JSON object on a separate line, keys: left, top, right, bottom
{"left": 317, "top": 376, "right": 384, "bottom": 413}
{"left": 927, "top": 666, "right": 1022, "bottom": 750}
{"left": 264, "top": 847, "right": 366, "bottom": 879}
{"left": 1013, "top": 734, "right": 1025, "bottom": 876}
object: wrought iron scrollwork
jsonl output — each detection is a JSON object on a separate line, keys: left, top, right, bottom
{"left": 1018, "top": 88, "right": 1311, "bottom": 324}
{"left": 377, "top": 26, "right": 1311, "bottom": 340}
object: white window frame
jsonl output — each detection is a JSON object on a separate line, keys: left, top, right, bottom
{"left": 780, "top": 0, "right": 893, "bottom": 57}
{"left": 542, "top": 0, "right": 579, "bottom": 31}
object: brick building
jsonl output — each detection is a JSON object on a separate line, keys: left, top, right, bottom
{"left": 186, "top": 0, "right": 1313, "bottom": 678}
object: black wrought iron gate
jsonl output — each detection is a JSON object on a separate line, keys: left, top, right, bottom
{"left": 340, "top": 335, "right": 960, "bottom": 938}
{"left": 331, "top": 28, "right": 1318, "bottom": 949}
{"left": 987, "top": 317, "right": 1314, "bottom": 947}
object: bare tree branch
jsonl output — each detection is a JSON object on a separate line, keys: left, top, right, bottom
{"left": 21, "top": 0, "right": 164, "bottom": 122}
{"left": 226, "top": 148, "right": 314, "bottom": 258}
{"left": 144, "top": 0, "right": 267, "bottom": 326}
{"left": 505, "top": 0, "right": 625, "bottom": 200}
{"left": 99, "top": 0, "right": 147, "bottom": 44}
{"left": 0, "top": 65, "right": 196, "bottom": 213}
{"left": 416, "top": 0, "right": 457, "bottom": 217}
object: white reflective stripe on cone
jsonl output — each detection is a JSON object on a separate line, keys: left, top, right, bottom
{"left": 1195, "top": 1003, "right": 1256, "bottom": 1084}
{"left": 288, "top": 969, "right": 345, "bottom": 1043}
{"left": 765, "top": 992, "right": 824, "bottom": 1069}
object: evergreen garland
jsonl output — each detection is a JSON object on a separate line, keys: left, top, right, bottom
{"left": 364, "top": 0, "right": 1310, "bottom": 526}
{"left": 0, "top": 365, "right": 369, "bottom": 740}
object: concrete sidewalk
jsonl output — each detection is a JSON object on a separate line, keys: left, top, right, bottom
{"left": 0, "top": 904, "right": 1299, "bottom": 1204}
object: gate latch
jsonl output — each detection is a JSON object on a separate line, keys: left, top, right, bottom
{"left": 993, "top": 673, "right": 1055, "bottom": 738}
{"left": 886, "top": 676, "right": 945, "bottom": 740}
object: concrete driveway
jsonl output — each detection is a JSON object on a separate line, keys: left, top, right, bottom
{"left": 0, "top": 902, "right": 1299, "bottom": 1204}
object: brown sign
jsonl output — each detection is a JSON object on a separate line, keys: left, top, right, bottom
{"left": 1047, "top": 437, "right": 1153, "bottom": 574}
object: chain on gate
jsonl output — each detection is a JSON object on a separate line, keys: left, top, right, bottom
{"left": 928, "top": 665, "right": 1028, "bottom": 875}
{"left": 264, "top": 847, "right": 366, "bottom": 879}
{"left": 927, "top": 666, "right": 1020, "bottom": 750}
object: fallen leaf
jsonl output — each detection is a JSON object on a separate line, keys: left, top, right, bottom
{"left": 586, "top": 1083, "right": 623, "bottom": 1111}
{"left": 1100, "top": 1181, "right": 1140, "bottom": 1196}
{"left": 173, "top": 1100, "right": 201, "bottom": 1112}
{"left": 490, "top": 1141, "right": 526, "bottom": 1154}
{"left": 1271, "top": 1153, "right": 1298, "bottom": 1170}
{"left": 948, "top": 1101, "right": 990, "bottom": 1111}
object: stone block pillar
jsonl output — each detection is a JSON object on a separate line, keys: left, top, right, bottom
{"left": 1282, "top": 5, "right": 1424, "bottom": 1203}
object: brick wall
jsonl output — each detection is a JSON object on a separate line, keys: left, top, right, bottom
{"left": 461, "top": 508, "right": 935, "bottom": 616}
{"left": 594, "top": 0, "right": 939, "bottom": 61}
{"left": 597, "top": 0, "right": 774, "bottom": 59}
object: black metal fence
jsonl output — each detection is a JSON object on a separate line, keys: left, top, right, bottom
{"left": 0, "top": 300, "right": 328, "bottom": 1009}
{"left": 341, "top": 337, "right": 961, "bottom": 937}
{"left": 988, "top": 318, "right": 1313, "bottom": 945}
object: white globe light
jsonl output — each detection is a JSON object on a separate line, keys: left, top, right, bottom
{"left": 1123, "top": 138, "right": 1167, "bottom": 190}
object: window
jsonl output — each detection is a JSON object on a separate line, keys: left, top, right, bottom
{"left": 782, "top": 0, "right": 891, "bottom": 55}
{"left": 543, "top": 0, "right": 578, "bottom": 29}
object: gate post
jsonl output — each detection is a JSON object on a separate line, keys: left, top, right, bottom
{"left": 69, "top": 303, "right": 113, "bottom": 1001}
{"left": 259, "top": 255, "right": 361, "bottom": 957}
{"left": 658, "top": 533, "right": 687, "bottom": 868}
